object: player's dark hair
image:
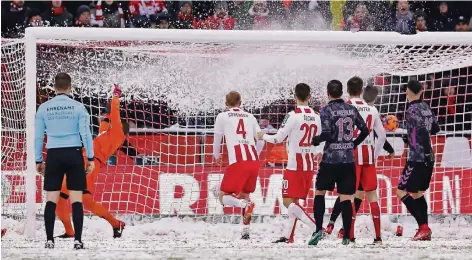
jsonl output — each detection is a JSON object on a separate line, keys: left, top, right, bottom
{"left": 407, "top": 80, "right": 423, "bottom": 94}
{"left": 327, "top": 79, "right": 343, "bottom": 98}
{"left": 294, "top": 83, "right": 311, "bottom": 102}
{"left": 121, "top": 119, "right": 130, "bottom": 135}
{"left": 347, "top": 76, "right": 363, "bottom": 96}
{"left": 54, "top": 73, "right": 72, "bottom": 91}
{"left": 226, "top": 91, "right": 241, "bottom": 107}
{"left": 363, "top": 85, "right": 379, "bottom": 104}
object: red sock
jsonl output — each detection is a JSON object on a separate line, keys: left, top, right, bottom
{"left": 370, "top": 201, "right": 381, "bottom": 238}
{"left": 350, "top": 202, "right": 356, "bottom": 239}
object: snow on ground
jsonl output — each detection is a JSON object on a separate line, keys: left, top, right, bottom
{"left": 2, "top": 215, "right": 472, "bottom": 260}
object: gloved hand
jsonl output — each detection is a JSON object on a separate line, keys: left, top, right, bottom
{"left": 113, "top": 84, "right": 122, "bottom": 97}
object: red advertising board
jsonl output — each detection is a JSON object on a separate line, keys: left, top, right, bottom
{"left": 2, "top": 134, "right": 471, "bottom": 215}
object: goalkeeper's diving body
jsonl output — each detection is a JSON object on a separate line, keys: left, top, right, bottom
{"left": 56, "top": 85, "right": 128, "bottom": 239}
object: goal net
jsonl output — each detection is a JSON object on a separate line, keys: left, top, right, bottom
{"left": 2, "top": 28, "right": 472, "bottom": 237}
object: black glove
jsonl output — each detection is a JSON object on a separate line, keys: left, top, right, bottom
{"left": 312, "top": 136, "right": 320, "bottom": 146}
{"left": 402, "top": 135, "right": 409, "bottom": 145}
{"left": 424, "top": 153, "right": 435, "bottom": 168}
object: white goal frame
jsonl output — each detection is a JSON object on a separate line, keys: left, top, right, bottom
{"left": 23, "top": 27, "right": 472, "bottom": 237}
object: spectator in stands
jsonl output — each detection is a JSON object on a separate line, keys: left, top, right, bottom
{"left": 42, "top": 0, "right": 73, "bottom": 27}
{"left": 193, "top": 2, "right": 235, "bottom": 30}
{"left": 1, "top": 0, "right": 28, "bottom": 38}
{"left": 344, "top": 3, "right": 374, "bottom": 31}
{"left": 392, "top": 0, "right": 415, "bottom": 34}
{"left": 455, "top": 16, "right": 470, "bottom": 32}
{"left": 248, "top": 1, "right": 270, "bottom": 30}
{"left": 90, "top": 0, "right": 125, "bottom": 28}
{"left": 174, "top": 2, "right": 195, "bottom": 29}
{"left": 27, "top": 8, "right": 43, "bottom": 27}
{"left": 75, "top": 5, "right": 91, "bottom": 27}
{"left": 431, "top": 2, "right": 455, "bottom": 31}
{"left": 415, "top": 10, "right": 428, "bottom": 32}
{"left": 156, "top": 15, "right": 174, "bottom": 29}
{"left": 128, "top": 0, "right": 168, "bottom": 28}
{"left": 229, "top": 1, "right": 253, "bottom": 30}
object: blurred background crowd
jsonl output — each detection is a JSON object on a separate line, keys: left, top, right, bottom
{"left": 2, "top": 0, "right": 472, "bottom": 38}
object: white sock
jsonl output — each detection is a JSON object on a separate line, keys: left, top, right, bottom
{"left": 288, "top": 203, "right": 317, "bottom": 231}
{"left": 282, "top": 216, "right": 297, "bottom": 239}
{"left": 222, "top": 195, "right": 246, "bottom": 208}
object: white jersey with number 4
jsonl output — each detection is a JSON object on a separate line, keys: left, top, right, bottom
{"left": 213, "top": 108, "right": 261, "bottom": 165}
{"left": 263, "top": 105, "right": 322, "bottom": 171}
{"left": 348, "top": 98, "right": 386, "bottom": 165}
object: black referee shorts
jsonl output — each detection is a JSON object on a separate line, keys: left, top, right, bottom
{"left": 43, "top": 147, "right": 86, "bottom": 191}
{"left": 315, "top": 162, "right": 356, "bottom": 195}
{"left": 397, "top": 161, "right": 433, "bottom": 193}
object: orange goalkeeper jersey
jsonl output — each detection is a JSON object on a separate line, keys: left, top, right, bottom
{"left": 93, "top": 96, "right": 126, "bottom": 166}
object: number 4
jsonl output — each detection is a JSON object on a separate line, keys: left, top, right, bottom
{"left": 236, "top": 119, "right": 247, "bottom": 139}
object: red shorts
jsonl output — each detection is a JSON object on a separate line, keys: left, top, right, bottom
{"left": 356, "top": 164, "right": 377, "bottom": 192}
{"left": 282, "top": 170, "right": 314, "bottom": 199}
{"left": 220, "top": 161, "right": 260, "bottom": 195}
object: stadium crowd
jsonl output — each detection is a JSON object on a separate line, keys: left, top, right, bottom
{"left": 2, "top": 0, "right": 472, "bottom": 38}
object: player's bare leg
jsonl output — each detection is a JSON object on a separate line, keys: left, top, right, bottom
{"left": 82, "top": 194, "right": 125, "bottom": 238}
{"left": 396, "top": 189, "right": 430, "bottom": 240}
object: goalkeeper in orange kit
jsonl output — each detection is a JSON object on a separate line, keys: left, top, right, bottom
{"left": 56, "top": 85, "right": 128, "bottom": 239}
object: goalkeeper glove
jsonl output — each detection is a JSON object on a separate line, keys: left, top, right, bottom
{"left": 113, "top": 84, "right": 122, "bottom": 97}
{"left": 311, "top": 136, "right": 320, "bottom": 146}
{"left": 402, "top": 135, "right": 409, "bottom": 145}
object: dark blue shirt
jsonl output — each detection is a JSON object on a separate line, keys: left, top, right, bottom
{"left": 316, "top": 99, "right": 368, "bottom": 164}
{"left": 405, "top": 100, "right": 440, "bottom": 162}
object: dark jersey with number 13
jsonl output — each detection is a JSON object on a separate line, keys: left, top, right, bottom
{"left": 313, "top": 99, "right": 369, "bottom": 164}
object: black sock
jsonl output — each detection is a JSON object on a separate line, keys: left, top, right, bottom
{"left": 329, "top": 197, "right": 341, "bottom": 224}
{"left": 415, "top": 196, "right": 428, "bottom": 225}
{"left": 44, "top": 201, "right": 57, "bottom": 242}
{"left": 401, "top": 194, "right": 425, "bottom": 226}
{"left": 72, "top": 202, "right": 84, "bottom": 242}
{"left": 354, "top": 198, "right": 363, "bottom": 213}
{"left": 340, "top": 200, "right": 353, "bottom": 239}
{"left": 313, "top": 195, "right": 325, "bottom": 232}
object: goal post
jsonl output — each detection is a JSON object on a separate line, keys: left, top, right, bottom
{"left": 5, "top": 27, "right": 472, "bottom": 237}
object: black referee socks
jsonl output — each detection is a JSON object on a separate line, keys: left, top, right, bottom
{"left": 44, "top": 201, "right": 56, "bottom": 241}
{"left": 72, "top": 202, "right": 84, "bottom": 242}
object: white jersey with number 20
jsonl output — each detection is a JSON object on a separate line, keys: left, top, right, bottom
{"left": 348, "top": 98, "right": 386, "bottom": 165}
{"left": 263, "top": 105, "right": 322, "bottom": 171}
{"left": 213, "top": 108, "right": 261, "bottom": 165}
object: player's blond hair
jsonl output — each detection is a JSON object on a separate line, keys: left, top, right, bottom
{"left": 225, "top": 91, "right": 241, "bottom": 107}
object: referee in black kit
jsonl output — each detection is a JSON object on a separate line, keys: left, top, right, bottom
{"left": 35, "top": 73, "right": 94, "bottom": 249}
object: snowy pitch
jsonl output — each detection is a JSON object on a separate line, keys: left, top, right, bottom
{"left": 2, "top": 215, "right": 472, "bottom": 260}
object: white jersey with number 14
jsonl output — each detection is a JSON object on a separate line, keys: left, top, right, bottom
{"left": 263, "top": 106, "right": 322, "bottom": 171}
{"left": 213, "top": 108, "right": 261, "bottom": 165}
{"left": 348, "top": 98, "right": 386, "bottom": 165}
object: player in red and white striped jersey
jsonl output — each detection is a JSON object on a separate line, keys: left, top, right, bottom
{"left": 326, "top": 78, "right": 386, "bottom": 244}
{"left": 258, "top": 83, "right": 322, "bottom": 244}
{"left": 213, "top": 91, "right": 263, "bottom": 239}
